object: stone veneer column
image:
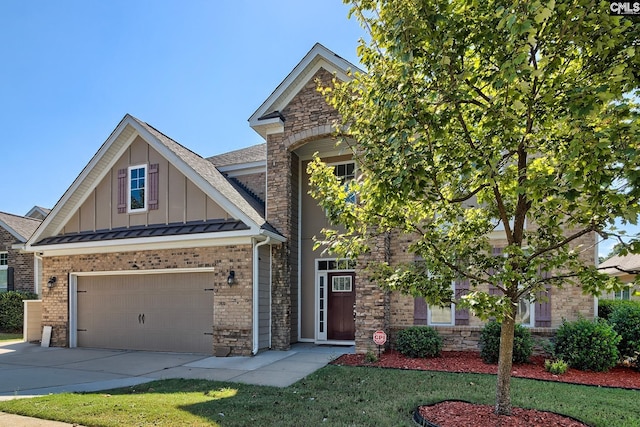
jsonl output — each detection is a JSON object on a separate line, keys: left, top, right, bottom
{"left": 266, "top": 132, "right": 293, "bottom": 350}
{"left": 355, "top": 234, "right": 390, "bottom": 354}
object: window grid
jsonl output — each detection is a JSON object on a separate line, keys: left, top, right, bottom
{"left": 129, "top": 165, "right": 146, "bottom": 211}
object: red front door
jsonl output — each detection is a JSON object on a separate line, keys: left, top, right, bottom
{"left": 327, "top": 272, "right": 356, "bottom": 340}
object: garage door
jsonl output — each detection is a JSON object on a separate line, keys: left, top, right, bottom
{"left": 77, "top": 272, "right": 214, "bottom": 353}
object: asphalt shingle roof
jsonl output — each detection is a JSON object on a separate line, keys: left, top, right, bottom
{"left": 0, "top": 211, "right": 42, "bottom": 242}
{"left": 130, "top": 117, "right": 274, "bottom": 233}
{"left": 600, "top": 253, "right": 640, "bottom": 275}
{"left": 207, "top": 143, "right": 266, "bottom": 167}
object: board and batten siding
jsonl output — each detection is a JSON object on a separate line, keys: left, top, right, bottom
{"left": 61, "top": 137, "right": 232, "bottom": 234}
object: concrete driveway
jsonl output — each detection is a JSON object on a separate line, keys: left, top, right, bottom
{"left": 0, "top": 341, "right": 353, "bottom": 399}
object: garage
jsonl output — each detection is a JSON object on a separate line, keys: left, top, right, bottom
{"left": 75, "top": 271, "right": 214, "bottom": 353}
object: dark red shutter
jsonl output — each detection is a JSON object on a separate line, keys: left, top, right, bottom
{"left": 117, "top": 168, "right": 127, "bottom": 213}
{"left": 148, "top": 163, "right": 159, "bottom": 210}
{"left": 535, "top": 269, "right": 552, "bottom": 327}
{"left": 414, "top": 297, "right": 428, "bottom": 325}
{"left": 454, "top": 278, "right": 470, "bottom": 325}
{"left": 7, "top": 267, "right": 14, "bottom": 291}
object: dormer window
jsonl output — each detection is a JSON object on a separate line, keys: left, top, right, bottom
{"left": 128, "top": 165, "right": 147, "bottom": 212}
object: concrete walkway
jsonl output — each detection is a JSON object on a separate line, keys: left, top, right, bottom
{"left": 0, "top": 341, "right": 353, "bottom": 426}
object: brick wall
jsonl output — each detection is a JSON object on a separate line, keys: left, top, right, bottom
{"left": 234, "top": 172, "right": 266, "bottom": 203}
{"left": 266, "top": 67, "right": 343, "bottom": 348}
{"left": 41, "top": 245, "right": 254, "bottom": 355}
{"left": 0, "top": 228, "right": 35, "bottom": 293}
{"left": 378, "top": 231, "right": 597, "bottom": 354}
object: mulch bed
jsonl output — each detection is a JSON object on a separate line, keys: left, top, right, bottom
{"left": 331, "top": 351, "right": 640, "bottom": 427}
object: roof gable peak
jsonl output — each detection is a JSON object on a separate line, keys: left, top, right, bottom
{"left": 248, "top": 43, "right": 362, "bottom": 139}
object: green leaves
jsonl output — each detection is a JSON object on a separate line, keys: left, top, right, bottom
{"left": 313, "top": 0, "right": 640, "bottom": 318}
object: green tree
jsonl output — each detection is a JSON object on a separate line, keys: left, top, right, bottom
{"left": 308, "top": 0, "right": 639, "bottom": 416}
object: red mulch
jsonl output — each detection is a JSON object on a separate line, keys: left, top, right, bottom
{"left": 331, "top": 351, "right": 640, "bottom": 426}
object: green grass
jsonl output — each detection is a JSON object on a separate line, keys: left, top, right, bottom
{"left": 0, "top": 332, "right": 22, "bottom": 342}
{"left": 0, "top": 366, "right": 638, "bottom": 426}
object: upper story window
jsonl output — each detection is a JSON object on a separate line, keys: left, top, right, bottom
{"left": 0, "top": 252, "right": 7, "bottom": 293}
{"left": 333, "top": 162, "right": 356, "bottom": 204}
{"left": 128, "top": 165, "right": 147, "bottom": 212}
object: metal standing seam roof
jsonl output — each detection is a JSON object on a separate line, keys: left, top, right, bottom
{"left": 33, "top": 219, "right": 250, "bottom": 246}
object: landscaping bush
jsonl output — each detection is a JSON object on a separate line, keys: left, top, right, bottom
{"left": 395, "top": 326, "right": 443, "bottom": 358}
{"left": 554, "top": 318, "right": 620, "bottom": 372}
{"left": 598, "top": 299, "right": 640, "bottom": 320}
{"left": 544, "top": 359, "right": 569, "bottom": 375}
{"left": 479, "top": 320, "right": 533, "bottom": 364}
{"left": 609, "top": 305, "right": 640, "bottom": 367}
{"left": 0, "top": 291, "right": 38, "bottom": 332}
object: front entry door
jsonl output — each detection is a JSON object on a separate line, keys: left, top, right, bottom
{"left": 327, "top": 272, "right": 356, "bottom": 340}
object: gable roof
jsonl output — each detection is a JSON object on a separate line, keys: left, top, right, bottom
{"left": 28, "top": 114, "right": 283, "bottom": 249}
{"left": 25, "top": 206, "right": 50, "bottom": 220}
{"left": 0, "top": 211, "right": 42, "bottom": 243}
{"left": 208, "top": 143, "right": 266, "bottom": 167}
{"left": 248, "top": 43, "right": 362, "bottom": 139}
{"left": 600, "top": 253, "right": 640, "bottom": 276}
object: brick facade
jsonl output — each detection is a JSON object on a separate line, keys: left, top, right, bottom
{"left": 41, "top": 245, "right": 254, "bottom": 355}
{"left": 0, "top": 228, "right": 35, "bottom": 293}
{"left": 266, "top": 68, "right": 341, "bottom": 348}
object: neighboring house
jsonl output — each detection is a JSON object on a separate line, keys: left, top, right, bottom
{"left": 0, "top": 210, "right": 43, "bottom": 294}
{"left": 25, "top": 43, "right": 596, "bottom": 356}
{"left": 25, "top": 206, "right": 51, "bottom": 221}
{"left": 599, "top": 254, "right": 640, "bottom": 301}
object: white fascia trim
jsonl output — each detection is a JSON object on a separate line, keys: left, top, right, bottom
{"left": 30, "top": 231, "right": 257, "bottom": 257}
{"left": 0, "top": 220, "right": 27, "bottom": 243}
{"left": 133, "top": 125, "right": 265, "bottom": 230}
{"left": 31, "top": 118, "right": 137, "bottom": 242}
{"left": 217, "top": 161, "right": 266, "bottom": 177}
{"left": 249, "top": 44, "right": 359, "bottom": 127}
{"left": 259, "top": 228, "right": 286, "bottom": 243}
{"left": 251, "top": 118, "right": 284, "bottom": 139}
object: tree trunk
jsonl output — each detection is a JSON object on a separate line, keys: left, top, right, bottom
{"left": 495, "top": 314, "right": 515, "bottom": 415}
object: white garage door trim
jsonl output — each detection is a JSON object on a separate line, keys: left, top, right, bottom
{"left": 69, "top": 267, "right": 216, "bottom": 348}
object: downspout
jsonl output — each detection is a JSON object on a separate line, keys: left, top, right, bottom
{"left": 253, "top": 236, "right": 271, "bottom": 355}
{"left": 34, "top": 253, "right": 43, "bottom": 297}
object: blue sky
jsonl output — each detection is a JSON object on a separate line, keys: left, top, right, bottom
{"left": 0, "top": 1, "right": 362, "bottom": 214}
{"left": 0, "top": 1, "right": 635, "bottom": 257}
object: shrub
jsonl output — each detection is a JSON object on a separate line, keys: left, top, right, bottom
{"left": 0, "top": 291, "right": 39, "bottom": 332}
{"left": 364, "top": 350, "right": 378, "bottom": 363}
{"left": 544, "top": 359, "right": 569, "bottom": 375}
{"left": 598, "top": 299, "right": 640, "bottom": 320}
{"left": 395, "top": 326, "right": 443, "bottom": 358}
{"left": 554, "top": 318, "right": 621, "bottom": 372}
{"left": 479, "top": 320, "right": 533, "bottom": 364}
{"left": 609, "top": 305, "right": 640, "bottom": 367}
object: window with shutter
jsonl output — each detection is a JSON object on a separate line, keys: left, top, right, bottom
{"left": 148, "top": 163, "right": 159, "bottom": 210}
{"left": 117, "top": 169, "right": 127, "bottom": 213}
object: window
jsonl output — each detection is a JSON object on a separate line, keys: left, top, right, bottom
{"left": 516, "top": 298, "right": 532, "bottom": 326}
{"left": 333, "top": 162, "right": 356, "bottom": 204}
{"left": 614, "top": 288, "right": 631, "bottom": 300}
{"left": 332, "top": 275, "right": 353, "bottom": 292}
{"left": 428, "top": 282, "right": 455, "bottom": 326}
{"left": 128, "top": 165, "right": 147, "bottom": 212}
{"left": 0, "top": 252, "right": 7, "bottom": 293}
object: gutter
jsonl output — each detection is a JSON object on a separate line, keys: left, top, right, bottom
{"left": 252, "top": 236, "right": 272, "bottom": 355}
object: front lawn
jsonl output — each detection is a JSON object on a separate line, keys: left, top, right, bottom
{"left": 0, "top": 332, "right": 22, "bottom": 342}
{"left": 0, "top": 366, "right": 637, "bottom": 426}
